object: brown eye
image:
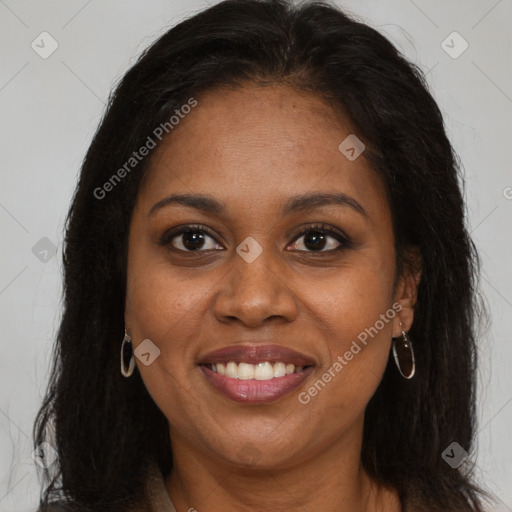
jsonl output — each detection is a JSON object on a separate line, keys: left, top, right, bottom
{"left": 160, "top": 225, "right": 224, "bottom": 252}
{"left": 289, "top": 224, "right": 351, "bottom": 253}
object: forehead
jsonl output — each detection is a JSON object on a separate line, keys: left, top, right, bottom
{"left": 136, "top": 83, "right": 388, "bottom": 221}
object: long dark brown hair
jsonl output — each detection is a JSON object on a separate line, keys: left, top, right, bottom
{"left": 33, "top": 0, "right": 488, "bottom": 510}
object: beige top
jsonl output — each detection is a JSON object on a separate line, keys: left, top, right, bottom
{"left": 143, "top": 461, "right": 177, "bottom": 512}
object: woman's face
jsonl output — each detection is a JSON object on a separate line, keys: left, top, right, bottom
{"left": 125, "top": 83, "right": 410, "bottom": 469}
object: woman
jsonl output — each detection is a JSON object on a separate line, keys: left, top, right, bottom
{"left": 33, "top": 0, "right": 489, "bottom": 510}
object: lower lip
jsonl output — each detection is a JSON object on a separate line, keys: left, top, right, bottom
{"left": 199, "top": 365, "right": 314, "bottom": 404}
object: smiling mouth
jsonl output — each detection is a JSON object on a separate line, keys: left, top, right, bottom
{"left": 204, "top": 361, "right": 312, "bottom": 380}
{"left": 197, "top": 343, "right": 315, "bottom": 403}
{"left": 199, "top": 363, "right": 314, "bottom": 404}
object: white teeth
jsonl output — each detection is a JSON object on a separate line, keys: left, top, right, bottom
{"left": 238, "top": 362, "right": 255, "bottom": 380}
{"left": 254, "top": 362, "right": 274, "bottom": 380}
{"left": 273, "top": 361, "right": 286, "bottom": 377}
{"left": 226, "top": 361, "right": 238, "bottom": 378}
{"left": 209, "top": 361, "right": 307, "bottom": 379}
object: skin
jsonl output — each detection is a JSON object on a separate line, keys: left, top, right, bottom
{"left": 124, "top": 82, "right": 420, "bottom": 512}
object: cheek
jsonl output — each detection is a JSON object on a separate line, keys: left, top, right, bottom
{"left": 126, "top": 248, "right": 208, "bottom": 336}
{"left": 318, "top": 255, "right": 395, "bottom": 339}
{"left": 308, "top": 257, "right": 395, "bottom": 405}
{"left": 124, "top": 253, "right": 204, "bottom": 395}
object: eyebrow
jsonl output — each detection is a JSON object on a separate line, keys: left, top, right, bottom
{"left": 147, "top": 192, "right": 367, "bottom": 218}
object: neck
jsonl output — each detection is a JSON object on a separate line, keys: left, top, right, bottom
{"left": 164, "top": 417, "right": 400, "bottom": 512}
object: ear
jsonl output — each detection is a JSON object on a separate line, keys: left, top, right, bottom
{"left": 392, "top": 247, "right": 422, "bottom": 338}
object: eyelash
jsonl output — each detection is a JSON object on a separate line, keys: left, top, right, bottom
{"left": 159, "top": 223, "right": 352, "bottom": 254}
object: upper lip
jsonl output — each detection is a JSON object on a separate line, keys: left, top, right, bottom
{"left": 197, "top": 344, "right": 315, "bottom": 366}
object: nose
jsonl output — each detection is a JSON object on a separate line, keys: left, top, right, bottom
{"left": 212, "top": 242, "right": 298, "bottom": 328}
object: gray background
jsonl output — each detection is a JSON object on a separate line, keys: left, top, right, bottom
{"left": 1, "top": 0, "right": 511, "bottom": 510}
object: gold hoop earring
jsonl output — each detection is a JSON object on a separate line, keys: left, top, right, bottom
{"left": 392, "top": 323, "right": 416, "bottom": 379}
{"left": 121, "top": 329, "right": 135, "bottom": 378}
